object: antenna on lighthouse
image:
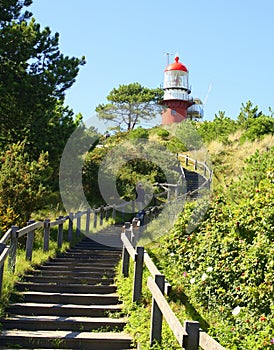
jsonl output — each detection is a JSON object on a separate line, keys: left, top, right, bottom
{"left": 203, "top": 82, "right": 213, "bottom": 105}
{"left": 163, "top": 52, "right": 175, "bottom": 66}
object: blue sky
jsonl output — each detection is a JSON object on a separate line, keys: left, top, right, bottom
{"left": 30, "top": 0, "right": 274, "bottom": 132}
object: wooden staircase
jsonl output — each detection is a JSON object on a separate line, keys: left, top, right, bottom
{"left": 0, "top": 229, "right": 135, "bottom": 349}
{"left": 184, "top": 168, "right": 209, "bottom": 196}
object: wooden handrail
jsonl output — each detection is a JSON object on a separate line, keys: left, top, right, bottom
{"left": 0, "top": 202, "right": 116, "bottom": 297}
{"left": 121, "top": 232, "right": 137, "bottom": 261}
{"left": 0, "top": 229, "right": 11, "bottom": 245}
{"left": 199, "top": 331, "right": 227, "bottom": 350}
{"left": 17, "top": 221, "right": 43, "bottom": 238}
{"left": 147, "top": 276, "right": 188, "bottom": 345}
{"left": 121, "top": 225, "right": 200, "bottom": 349}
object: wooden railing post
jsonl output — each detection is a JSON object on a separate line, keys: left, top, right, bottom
{"left": 86, "top": 208, "right": 91, "bottom": 234}
{"left": 57, "top": 216, "right": 64, "bottom": 249}
{"left": 112, "top": 205, "right": 116, "bottom": 220}
{"left": 100, "top": 205, "right": 104, "bottom": 226}
{"left": 194, "top": 159, "right": 198, "bottom": 171}
{"left": 186, "top": 155, "right": 189, "bottom": 166}
{"left": 184, "top": 321, "right": 200, "bottom": 350}
{"left": 203, "top": 163, "right": 207, "bottom": 176}
{"left": 43, "top": 219, "right": 50, "bottom": 252}
{"left": 68, "top": 212, "right": 73, "bottom": 242}
{"left": 122, "top": 244, "right": 130, "bottom": 277}
{"left": 76, "top": 212, "right": 81, "bottom": 236}
{"left": 8, "top": 226, "right": 19, "bottom": 272}
{"left": 150, "top": 274, "right": 165, "bottom": 346}
{"left": 122, "top": 223, "right": 131, "bottom": 277}
{"left": 26, "top": 220, "right": 35, "bottom": 261}
{"left": 93, "top": 208, "right": 97, "bottom": 228}
{"left": 0, "top": 243, "right": 9, "bottom": 297}
{"left": 132, "top": 246, "right": 144, "bottom": 303}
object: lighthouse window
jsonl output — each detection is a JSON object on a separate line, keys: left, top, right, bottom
{"left": 171, "top": 109, "right": 177, "bottom": 115}
{"left": 164, "top": 70, "right": 188, "bottom": 89}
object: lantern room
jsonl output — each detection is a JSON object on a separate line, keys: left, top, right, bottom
{"left": 163, "top": 56, "right": 190, "bottom": 92}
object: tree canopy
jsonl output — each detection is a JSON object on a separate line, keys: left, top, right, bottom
{"left": 0, "top": 0, "right": 85, "bottom": 169}
{"left": 96, "top": 82, "right": 164, "bottom": 131}
{"left": 0, "top": 0, "right": 86, "bottom": 228}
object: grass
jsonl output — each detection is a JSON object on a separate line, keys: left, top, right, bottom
{"left": 115, "top": 257, "right": 202, "bottom": 349}
{"left": 206, "top": 133, "right": 274, "bottom": 191}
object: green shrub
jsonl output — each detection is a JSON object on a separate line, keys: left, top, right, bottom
{"left": 129, "top": 127, "right": 149, "bottom": 140}
{"left": 0, "top": 141, "right": 52, "bottom": 232}
{"left": 240, "top": 116, "right": 274, "bottom": 142}
{"left": 157, "top": 129, "right": 170, "bottom": 139}
{"left": 147, "top": 147, "right": 274, "bottom": 349}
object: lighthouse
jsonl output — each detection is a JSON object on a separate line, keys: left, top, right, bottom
{"left": 162, "top": 56, "right": 203, "bottom": 124}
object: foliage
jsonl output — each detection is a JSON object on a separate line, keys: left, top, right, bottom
{"left": 96, "top": 82, "right": 164, "bottom": 131}
{"left": 165, "top": 136, "right": 187, "bottom": 153}
{"left": 147, "top": 146, "right": 274, "bottom": 349}
{"left": 0, "top": 0, "right": 85, "bottom": 174}
{"left": 83, "top": 131, "right": 181, "bottom": 206}
{"left": 197, "top": 111, "right": 238, "bottom": 144}
{"left": 237, "top": 100, "right": 263, "bottom": 129}
{"left": 156, "top": 128, "right": 170, "bottom": 140}
{"left": 240, "top": 115, "right": 274, "bottom": 142}
{"left": 129, "top": 127, "right": 149, "bottom": 140}
{"left": 175, "top": 119, "right": 204, "bottom": 150}
{"left": 0, "top": 141, "right": 52, "bottom": 231}
{"left": 197, "top": 102, "right": 273, "bottom": 146}
{"left": 115, "top": 262, "right": 183, "bottom": 349}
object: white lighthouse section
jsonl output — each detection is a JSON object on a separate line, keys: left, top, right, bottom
{"left": 164, "top": 88, "right": 192, "bottom": 101}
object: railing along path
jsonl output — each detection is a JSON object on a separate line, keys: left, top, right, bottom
{"left": 121, "top": 221, "right": 225, "bottom": 350}
{"left": 0, "top": 154, "right": 222, "bottom": 349}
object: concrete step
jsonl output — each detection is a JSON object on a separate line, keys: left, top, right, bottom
{"left": 15, "top": 282, "right": 117, "bottom": 294}
{"left": 0, "top": 330, "right": 133, "bottom": 350}
{"left": 6, "top": 302, "right": 123, "bottom": 317}
{"left": 23, "top": 275, "right": 114, "bottom": 285}
{"left": 0, "top": 315, "right": 127, "bottom": 331}
{"left": 15, "top": 291, "right": 121, "bottom": 305}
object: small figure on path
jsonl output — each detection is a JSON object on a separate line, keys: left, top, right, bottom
{"left": 136, "top": 182, "right": 145, "bottom": 211}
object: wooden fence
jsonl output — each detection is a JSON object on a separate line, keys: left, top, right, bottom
{"left": 0, "top": 204, "right": 119, "bottom": 297}
{"left": 121, "top": 223, "right": 226, "bottom": 350}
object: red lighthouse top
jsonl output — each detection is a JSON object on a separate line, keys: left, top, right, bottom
{"left": 165, "top": 56, "right": 188, "bottom": 72}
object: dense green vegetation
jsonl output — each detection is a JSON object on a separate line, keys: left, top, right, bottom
{"left": 146, "top": 147, "right": 273, "bottom": 349}
{"left": 0, "top": 0, "right": 85, "bottom": 231}
{"left": 114, "top": 106, "right": 274, "bottom": 349}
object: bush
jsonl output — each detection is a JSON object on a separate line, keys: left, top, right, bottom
{"left": 157, "top": 128, "right": 170, "bottom": 140}
{"left": 197, "top": 111, "right": 238, "bottom": 144}
{"left": 0, "top": 141, "right": 52, "bottom": 232}
{"left": 240, "top": 116, "right": 274, "bottom": 142}
{"left": 148, "top": 147, "right": 274, "bottom": 349}
{"left": 129, "top": 127, "right": 149, "bottom": 140}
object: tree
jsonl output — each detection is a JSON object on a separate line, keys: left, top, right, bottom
{"left": 96, "top": 82, "right": 164, "bottom": 131}
{"left": 0, "top": 0, "right": 85, "bottom": 170}
{"left": 0, "top": 141, "right": 51, "bottom": 231}
{"left": 237, "top": 101, "right": 262, "bottom": 129}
